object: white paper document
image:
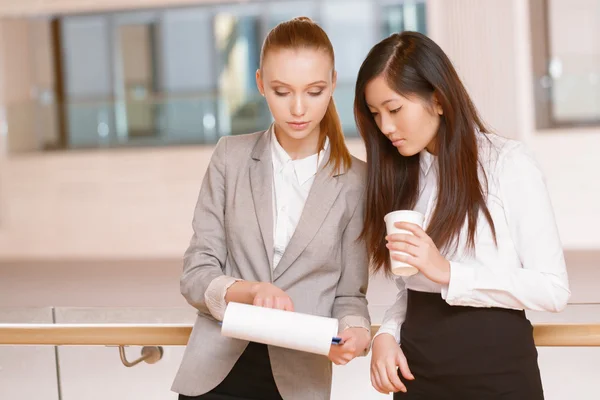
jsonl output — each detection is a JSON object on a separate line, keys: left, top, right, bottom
{"left": 221, "top": 302, "right": 338, "bottom": 356}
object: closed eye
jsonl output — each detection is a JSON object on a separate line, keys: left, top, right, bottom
{"left": 390, "top": 106, "right": 402, "bottom": 114}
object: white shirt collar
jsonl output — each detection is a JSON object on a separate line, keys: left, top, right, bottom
{"left": 419, "top": 148, "right": 436, "bottom": 176}
{"left": 270, "top": 124, "right": 330, "bottom": 185}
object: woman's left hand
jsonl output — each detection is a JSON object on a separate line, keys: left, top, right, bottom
{"left": 328, "top": 327, "right": 371, "bottom": 365}
{"left": 386, "top": 222, "right": 451, "bottom": 285}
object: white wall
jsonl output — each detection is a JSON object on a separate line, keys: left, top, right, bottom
{"left": 0, "top": 146, "right": 214, "bottom": 259}
{"left": 428, "top": 0, "right": 522, "bottom": 139}
{"left": 511, "top": 0, "right": 600, "bottom": 250}
{"left": 428, "top": 0, "right": 600, "bottom": 250}
{"left": 0, "top": 133, "right": 598, "bottom": 258}
{"left": 0, "top": 20, "right": 39, "bottom": 153}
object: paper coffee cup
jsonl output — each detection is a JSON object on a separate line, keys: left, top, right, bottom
{"left": 384, "top": 210, "right": 425, "bottom": 276}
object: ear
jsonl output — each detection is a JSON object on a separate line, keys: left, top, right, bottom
{"left": 432, "top": 92, "right": 443, "bottom": 115}
{"left": 256, "top": 69, "right": 265, "bottom": 96}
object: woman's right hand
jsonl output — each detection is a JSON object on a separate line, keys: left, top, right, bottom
{"left": 251, "top": 282, "right": 295, "bottom": 311}
{"left": 225, "top": 281, "right": 294, "bottom": 311}
{"left": 370, "top": 333, "right": 415, "bottom": 394}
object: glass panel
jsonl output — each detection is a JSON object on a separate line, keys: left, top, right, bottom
{"left": 0, "top": 308, "right": 59, "bottom": 400}
{"left": 118, "top": 23, "right": 159, "bottom": 140}
{"left": 64, "top": 95, "right": 224, "bottom": 148}
{"left": 214, "top": 11, "right": 270, "bottom": 136}
{"left": 32, "top": 1, "right": 432, "bottom": 150}
{"left": 322, "top": 0, "right": 376, "bottom": 136}
{"left": 2, "top": 306, "right": 600, "bottom": 399}
{"left": 546, "top": 0, "right": 600, "bottom": 125}
{"left": 381, "top": 0, "right": 427, "bottom": 37}
{"left": 60, "top": 15, "right": 114, "bottom": 148}
{"left": 54, "top": 307, "right": 193, "bottom": 400}
{"left": 66, "top": 100, "right": 116, "bottom": 148}
{"left": 159, "top": 8, "right": 219, "bottom": 143}
{"left": 265, "top": 1, "right": 319, "bottom": 30}
{"left": 57, "top": 345, "right": 182, "bottom": 399}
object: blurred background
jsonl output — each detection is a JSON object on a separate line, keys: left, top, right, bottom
{"left": 0, "top": 0, "right": 599, "bottom": 399}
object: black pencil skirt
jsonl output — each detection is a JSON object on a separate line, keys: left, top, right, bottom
{"left": 179, "top": 342, "right": 283, "bottom": 400}
{"left": 394, "top": 290, "right": 545, "bottom": 400}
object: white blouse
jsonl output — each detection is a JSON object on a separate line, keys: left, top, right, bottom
{"left": 376, "top": 133, "right": 571, "bottom": 343}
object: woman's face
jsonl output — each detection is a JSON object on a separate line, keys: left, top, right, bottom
{"left": 365, "top": 75, "right": 442, "bottom": 156}
{"left": 257, "top": 48, "right": 336, "bottom": 145}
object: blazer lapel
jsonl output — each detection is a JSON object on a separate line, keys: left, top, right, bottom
{"left": 273, "top": 162, "right": 344, "bottom": 280}
{"left": 250, "top": 130, "right": 275, "bottom": 275}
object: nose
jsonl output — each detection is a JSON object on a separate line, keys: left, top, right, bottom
{"left": 290, "top": 95, "right": 306, "bottom": 117}
{"left": 379, "top": 112, "right": 396, "bottom": 136}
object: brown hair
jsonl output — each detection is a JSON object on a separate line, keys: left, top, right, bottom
{"left": 354, "top": 31, "right": 496, "bottom": 274}
{"left": 260, "top": 16, "right": 351, "bottom": 173}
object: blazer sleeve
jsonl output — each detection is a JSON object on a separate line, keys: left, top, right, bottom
{"left": 180, "top": 136, "right": 230, "bottom": 316}
{"left": 332, "top": 189, "right": 371, "bottom": 330}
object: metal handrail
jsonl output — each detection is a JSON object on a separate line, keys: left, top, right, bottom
{"left": 1, "top": 323, "right": 599, "bottom": 347}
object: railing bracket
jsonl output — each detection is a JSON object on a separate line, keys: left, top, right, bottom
{"left": 118, "top": 345, "right": 163, "bottom": 367}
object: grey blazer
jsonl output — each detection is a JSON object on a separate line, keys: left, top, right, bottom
{"left": 171, "top": 130, "right": 370, "bottom": 399}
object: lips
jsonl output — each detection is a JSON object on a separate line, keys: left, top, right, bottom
{"left": 390, "top": 138, "right": 406, "bottom": 147}
{"left": 287, "top": 121, "right": 310, "bottom": 130}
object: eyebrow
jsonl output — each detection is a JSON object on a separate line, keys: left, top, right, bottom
{"left": 367, "top": 99, "right": 398, "bottom": 108}
{"left": 270, "top": 80, "right": 328, "bottom": 87}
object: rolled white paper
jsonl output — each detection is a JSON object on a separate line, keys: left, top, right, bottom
{"left": 221, "top": 302, "right": 338, "bottom": 356}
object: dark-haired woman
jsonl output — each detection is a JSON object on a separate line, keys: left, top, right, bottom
{"left": 354, "top": 31, "right": 570, "bottom": 399}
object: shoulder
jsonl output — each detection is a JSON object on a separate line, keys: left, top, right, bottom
{"left": 345, "top": 155, "right": 367, "bottom": 187}
{"left": 217, "top": 130, "right": 265, "bottom": 151}
{"left": 478, "top": 132, "right": 545, "bottom": 184}
{"left": 341, "top": 156, "right": 367, "bottom": 214}
{"left": 211, "top": 130, "right": 267, "bottom": 161}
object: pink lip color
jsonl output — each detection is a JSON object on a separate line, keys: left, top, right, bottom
{"left": 392, "top": 139, "right": 406, "bottom": 147}
{"left": 287, "top": 122, "right": 310, "bottom": 131}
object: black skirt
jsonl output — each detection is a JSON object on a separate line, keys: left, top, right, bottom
{"left": 179, "top": 342, "right": 283, "bottom": 400}
{"left": 394, "top": 290, "right": 544, "bottom": 400}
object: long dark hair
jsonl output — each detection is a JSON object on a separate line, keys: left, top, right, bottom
{"left": 354, "top": 31, "right": 496, "bottom": 274}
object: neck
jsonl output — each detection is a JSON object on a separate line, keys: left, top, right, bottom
{"left": 274, "top": 124, "right": 322, "bottom": 160}
{"left": 425, "top": 137, "right": 438, "bottom": 155}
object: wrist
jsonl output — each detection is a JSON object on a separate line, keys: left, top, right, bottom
{"left": 225, "top": 280, "right": 257, "bottom": 304}
{"left": 374, "top": 332, "right": 396, "bottom": 344}
{"left": 442, "top": 259, "right": 451, "bottom": 285}
{"left": 224, "top": 281, "right": 238, "bottom": 303}
{"left": 250, "top": 281, "right": 263, "bottom": 298}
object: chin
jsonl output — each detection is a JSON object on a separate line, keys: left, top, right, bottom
{"left": 397, "top": 147, "right": 419, "bottom": 157}
{"left": 285, "top": 130, "right": 312, "bottom": 141}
